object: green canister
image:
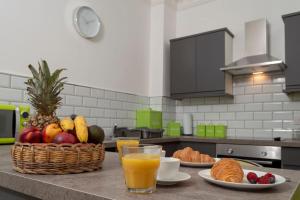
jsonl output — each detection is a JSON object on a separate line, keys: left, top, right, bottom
{"left": 195, "top": 124, "right": 206, "bottom": 137}
{"left": 167, "top": 121, "right": 181, "bottom": 136}
{"left": 205, "top": 125, "right": 215, "bottom": 137}
{"left": 214, "top": 125, "right": 227, "bottom": 138}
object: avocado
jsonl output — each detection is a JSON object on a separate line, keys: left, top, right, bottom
{"left": 88, "top": 125, "right": 105, "bottom": 144}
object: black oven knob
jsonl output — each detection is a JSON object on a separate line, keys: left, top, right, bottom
{"left": 22, "top": 112, "right": 29, "bottom": 119}
{"left": 227, "top": 148, "right": 234, "bottom": 154}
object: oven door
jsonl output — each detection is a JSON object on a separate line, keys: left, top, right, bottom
{"left": 217, "top": 155, "right": 282, "bottom": 168}
{"left": 0, "top": 107, "right": 18, "bottom": 144}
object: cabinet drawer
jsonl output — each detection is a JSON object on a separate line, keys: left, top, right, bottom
{"left": 282, "top": 147, "right": 300, "bottom": 166}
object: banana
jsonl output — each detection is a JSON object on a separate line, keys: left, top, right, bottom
{"left": 74, "top": 116, "right": 88, "bottom": 143}
{"left": 60, "top": 117, "right": 75, "bottom": 132}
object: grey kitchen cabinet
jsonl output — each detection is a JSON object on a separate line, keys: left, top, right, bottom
{"left": 170, "top": 28, "right": 234, "bottom": 99}
{"left": 282, "top": 147, "right": 300, "bottom": 170}
{"left": 283, "top": 11, "right": 300, "bottom": 93}
{"left": 170, "top": 37, "right": 197, "bottom": 94}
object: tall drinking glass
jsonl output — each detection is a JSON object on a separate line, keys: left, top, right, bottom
{"left": 121, "top": 144, "right": 162, "bottom": 193}
{"left": 116, "top": 137, "right": 140, "bottom": 162}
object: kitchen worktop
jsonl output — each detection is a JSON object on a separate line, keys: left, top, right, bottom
{"left": 0, "top": 145, "right": 299, "bottom": 200}
{"left": 104, "top": 136, "right": 300, "bottom": 148}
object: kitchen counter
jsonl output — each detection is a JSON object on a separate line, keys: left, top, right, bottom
{"left": 0, "top": 145, "right": 299, "bottom": 200}
{"left": 104, "top": 136, "right": 300, "bottom": 148}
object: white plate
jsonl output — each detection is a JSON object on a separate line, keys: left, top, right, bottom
{"left": 198, "top": 169, "right": 286, "bottom": 189}
{"left": 157, "top": 172, "right": 191, "bottom": 185}
{"left": 180, "top": 158, "right": 220, "bottom": 167}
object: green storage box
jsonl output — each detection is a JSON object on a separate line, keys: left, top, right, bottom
{"left": 136, "top": 108, "right": 162, "bottom": 129}
{"left": 205, "top": 125, "right": 215, "bottom": 137}
{"left": 215, "top": 125, "right": 227, "bottom": 138}
{"left": 167, "top": 121, "right": 181, "bottom": 136}
{"left": 195, "top": 124, "right": 206, "bottom": 137}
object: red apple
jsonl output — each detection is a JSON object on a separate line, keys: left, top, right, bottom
{"left": 19, "top": 127, "right": 41, "bottom": 143}
{"left": 42, "top": 123, "right": 62, "bottom": 143}
{"left": 53, "top": 132, "right": 77, "bottom": 144}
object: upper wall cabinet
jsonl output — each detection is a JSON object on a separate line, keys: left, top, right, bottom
{"left": 283, "top": 11, "right": 300, "bottom": 93}
{"left": 170, "top": 28, "right": 234, "bottom": 99}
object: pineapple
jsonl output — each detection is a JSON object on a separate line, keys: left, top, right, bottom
{"left": 25, "top": 60, "right": 66, "bottom": 129}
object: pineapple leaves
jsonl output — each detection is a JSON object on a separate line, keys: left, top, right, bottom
{"left": 25, "top": 60, "right": 67, "bottom": 116}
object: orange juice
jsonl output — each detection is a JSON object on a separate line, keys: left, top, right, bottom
{"left": 122, "top": 153, "right": 160, "bottom": 189}
{"left": 116, "top": 140, "right": 139, "bottom": 161}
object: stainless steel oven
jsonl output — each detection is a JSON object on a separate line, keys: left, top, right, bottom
{"left": 216, "top": 144, "right": 282, "bottom": 168}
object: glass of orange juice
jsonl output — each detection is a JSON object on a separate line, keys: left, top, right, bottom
{"left": 116, "top": 137, "right": 140, "bottom": 162}
{"left": 122, "top": 144, "right": 162, "bottom": 194}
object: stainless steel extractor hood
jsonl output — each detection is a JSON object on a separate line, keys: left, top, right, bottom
{"left": 220, "top": 19, "right": 286, "bottom": 75}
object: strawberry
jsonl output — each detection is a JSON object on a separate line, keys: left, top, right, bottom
{"left": 247, "top": 172, "right": 258, "bottom": 184}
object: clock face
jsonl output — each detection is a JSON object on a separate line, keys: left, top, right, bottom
{"left": 73, "top": 6, "right": 101, "bottom": 39}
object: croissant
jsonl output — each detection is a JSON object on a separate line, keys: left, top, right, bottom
{"left": 211, "top": 158, "right": 244, "bottom": 183}
{"left": 173, "top": 147, "right": 215, "bottom": 163}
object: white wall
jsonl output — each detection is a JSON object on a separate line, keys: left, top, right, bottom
{"left": 0, "top": 0, "right": 150, "bottom": 96}
{"left": 176, "top": 0, "right": 300, "bottom": 62}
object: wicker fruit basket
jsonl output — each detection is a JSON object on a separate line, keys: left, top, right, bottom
{"left": 11, "top": 142, "right": 105, "bottom": 175}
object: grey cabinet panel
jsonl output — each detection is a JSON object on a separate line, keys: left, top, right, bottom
{"left": 170, "top": 37, "right": 197, "bottom": 94}
{"left": 170, "top": 28, "right": 233, "bottom": 99}
{"left": 196, "top": 32, "right": 225, "bottom": 92}
{"left": 283, "top": 12, "right": 300, "bottom": 92}
{"left": 282, "top": 147, "right": 300, "bottom": 167}
{"left": 0, "top": 187, "right": 40, "bottom": 200}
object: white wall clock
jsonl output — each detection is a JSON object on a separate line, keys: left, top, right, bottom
{"left": 73, "top": 6, "right": 101, "bottom": 39}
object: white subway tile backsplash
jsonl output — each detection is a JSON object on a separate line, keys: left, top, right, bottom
{"left": 220, "top": 96, "right": 234, "bottom": 104}
{"left": 235, "top": 95, "right": 253, "bottom": 103}
{"left": 263, "top": 84, "right": 283, "bottom": 93}
{"left": 245, "top": 103, "right": 263, "bottom": 111}
{"left": 263, "top": 120, "right": 282, "bottom": 129}
{"left": 244, "top": 85, "right": 262, "bottom": 94}
{"left": 228, "top": 121, "right": 244, "bottom": 128}
{"left": 273, "top": 111, "right": 293, "bottom": 120}
{"left": 105, "top": 109, "right": 117, "bottom": 118}
{"left": 233, "top": 87, "right": 245, "bottom": 95}
{"left": 117, "top": 110, "right": 128, "bottom": 119}
{"left": 194, "top": 113, "right": 205, "bottom": 120}
{"left": 97, "top": 99, "right": 110, "bottom": 108}
{"left": 272, "top": 76, "right": 285, "bottom": 83}
{"left": 235, "top": 129, "right": 253, "bottom": 139}
{"left": 273, "top": 93, "right": 291, "bottom": 102}
{"left": 75, "top": 86, "right": 91, "bottom": 96}
{"left": 263, "top": 102, "right": 282, "bottom": 111}
{"left": 190, "top": 98, "right": 205, "bottom": 105}
{"left": 10, "top": 76, "right": 27, "bottom": 89}
{"left": 56, "top": 106, "right": 74, "bottom": 116}
{"left": 283, "top": 102, "right": 300, "bottom": 111}
{"left": 86, "top": 118, "right": 97, "bottom": 125}
{"left": 205, "top": 113, "right": 219, "bottom": 120}
{"left": 273, "top": 129, "right": 293, "bottom": 139}
{"left": 227, "top": 129, "right": 236, "bottom": 138}
{"left": 198, "top": 105, "right": 212, "bottom": 112}
{"left": 220, "top": 112, "right": 235, "bottom": 120}
{"left": 245, "top": 121, "right": 262, "bottom": 128}
{"left": 83, "top": 97, "right": 97, "bottom": 107}
{"left": 91, "top": 88, "right": 105, "bottom": 98}
{"left": 62, "top": 84, "right": 74, "bottom": 95}
{"left": 0, "top": 88, "right": 23, "bottom": 101}
{"left": 253, "top": 129, "right": 273, "bottom": 139}
{"left": 90, "top": 108, "right": 105, "bottom": 117}
{"left": 228, "top": 104, "right": 244, "bottom": 112}
{"left": 104, "top": 90, "right": 116, "bottom": 100}
{"left": 236, "top": 112, "right": 253, "bottom": 120}
{"left": 254, "top": 112, "right": 272, "bottom": 120}
{"left": 66, "top": 95, "right": 82, "bottom": 106}
{"left": 0, "top": 74, "right": 10, "bottom": 87}
{"left": 254, "top": 94, "right": 272, "bottom": 102}
{"left": 97, "top": 118, "right": 110, "bottom": 128}
{"left": 74, "top": 107, "right": 90, "bottom": 117}
{"left": 253, "top": 75, "right": 272, "bottom": 85}
{"left": 234, "top": 76, "right": 253, "bottom": 86}
{"left": 212, "top": 104, "right": 227, "bottom": 112}
{"left": 183, "top": 105, "right": 197, "bottom": 113}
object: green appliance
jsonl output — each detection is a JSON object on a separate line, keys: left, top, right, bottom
{"left": 0, "top": 104, "right": 30, "bottom": 144}
{"left": 205, "top": 124, "right": 215, "bottom": 138}
{"left": 167, "top": 121, "right": 181, "bottom": 136}
{"left": 136, "top": 108, "right": 162, "bottom": 129}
